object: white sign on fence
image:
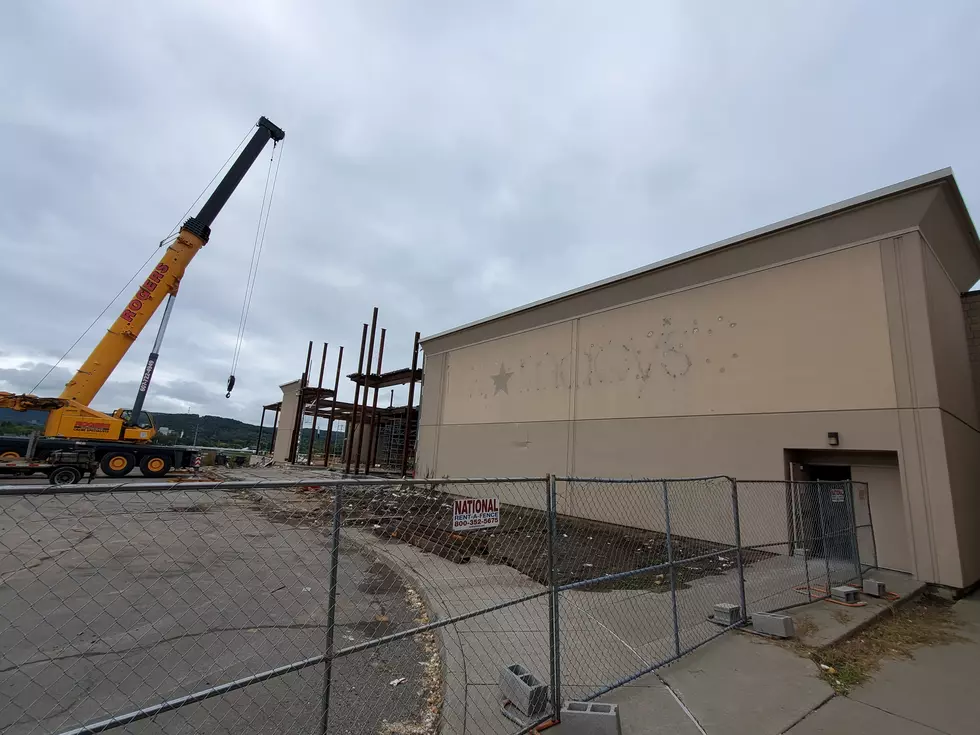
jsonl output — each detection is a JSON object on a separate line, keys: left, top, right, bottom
{"left": 452, "top": 497, "right": 500, "bottom": 531}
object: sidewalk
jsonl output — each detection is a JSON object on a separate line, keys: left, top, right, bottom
{"left": 556, "top": 590, "right": 980, "bottom": 735}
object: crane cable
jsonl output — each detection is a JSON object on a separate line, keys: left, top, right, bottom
{"left": 29, "top": 126, "right": 256, "bottom": 396}
{"left": 226, "top": 138, "right": 285, "bottom": 398}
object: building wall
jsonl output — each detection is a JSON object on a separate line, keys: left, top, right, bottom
{"left": 419, "top": 221, "right": 980, "bottom": 587}
{"left": 419, "top": 242, "right": 897, "bottom": 548}
{"left": 851, "top": 464, "right": 911, "bottom": 573}
{"left": 960, "top": 291, "right": 980, "bottom": 419}
{"left": 923, "top": 244, "right": 978, "bottom": 428}
{"left": 272, "top": 380, "right": 300, "bottom": 462}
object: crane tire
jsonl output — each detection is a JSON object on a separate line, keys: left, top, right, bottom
{"left": 101, "top": 452, "right": 136, "bottom": 477}
{"left": 49, "top": 466, "right": 83, "bottom": 485}
{"left": 139, "top": 454, "right": 172, "bottom": 478}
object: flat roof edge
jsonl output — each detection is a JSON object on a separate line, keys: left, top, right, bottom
{"left": 422, "top": 167, "right": 960, "bottom": 345}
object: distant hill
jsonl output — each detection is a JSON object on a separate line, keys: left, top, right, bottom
{"left": 0, "top": 407, "right": 340, "bottom": 453}
{"left": 0, "top": 408, "right": 48, "bottom": 425}
{"left": 151, "top": 412, "right": 265, "bottom": 449}
{"left": 153, "top": 413, "right": 342, "bottom": 453}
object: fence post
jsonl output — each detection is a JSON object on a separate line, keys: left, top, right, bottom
{"left": 865, "top": 482, "right": 880, "bottom": 570}
{"left": 816, "top": 482, "right": 831, "bottom": 594}
{"left": 319, "top": 484, "right": 344, "bottom": 735}
{"left": 801, "top": 484, "right": 812, "bottom": 603}
{"left": 845, "top": 480, "right": 863, "bottom": 585}
{"left": 547, "top": 474, "right": 561, "bottom": 720}
{"left": 730, "top": 478, "right": 748, "bottom": 622}
{"left": 662, "top": 480, "right": 681, "bottom": 657}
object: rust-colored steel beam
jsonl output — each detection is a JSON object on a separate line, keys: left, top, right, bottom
{"left": 288, "top": 341, "right": 313, "bottom": 464}
{"left": 323, "top": 345, "right": 344, "bottom": 467}
{"left": 306, "top": 342, "right": 328, "bottom": 465}
{"left": 364, "top": 328, "right": 386, "bottom": 475}
{"left": 352, "top": 307, "right": 378, "bottom": 475}
{"left": 401, "top": 331, "right": 421, "bottom": 476}
{"left": 344, "top": 324, "right": 368, "bottom": 474}
{"left": 256, "top": 407, "right": 267, "bottom": 454}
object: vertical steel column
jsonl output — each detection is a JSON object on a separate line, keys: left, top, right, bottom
{"left": 663, "top": 480, "right": 681, "bottom": 656}
{"left": 388, "top": 389, "right": 394, "bottom": 408}
{"left": 323, "top": 346, "right": 344, "bottom": 467}
{"left": 547, "top": 474, "right": 561, "bottom": 721}
{"left": 256, "top": 408, "right": 266, "bottom": 454}
{"left": 730, "top": 478, "right": 748, "bottom": 621}
{"left": 816, "top": 482, "right": 831, "bottom": 592}
{"left": 319, "top": 484, "right": 343, "bottom": 734}
{"left": 307, "top": 343, "right": 328, "bottom": 465}
{"left": 845, "top": 480, "right": 863, "bottom": 584}
{"left": 288, "top": 341, "right": 313, "bottom": 464}
{"left": 401, "top": 331, "right": 421, "bottom": 477}
{"left": 344, "top": 325, "right": 368, "bottom": 474}
{"left": 353, "top": 308, "right": 378, "bottom": 475}
{"left": 364, "top": 328, "right": 386, "bottom": 475}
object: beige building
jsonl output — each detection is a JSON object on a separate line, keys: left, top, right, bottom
{"left": 418, "top": 169, "right": 980, "bottom": 589}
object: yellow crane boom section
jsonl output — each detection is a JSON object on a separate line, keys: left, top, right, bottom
{"left": 59, "top": 229, "right": 206, "bottom": 406}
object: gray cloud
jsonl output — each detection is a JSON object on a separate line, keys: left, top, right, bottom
{"left": 2, "top": 1, "right": 980, "bottom": 422}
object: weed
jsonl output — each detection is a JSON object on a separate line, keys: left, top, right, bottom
{"left": 808, "top": 595, "right": 963, "bottom": 694}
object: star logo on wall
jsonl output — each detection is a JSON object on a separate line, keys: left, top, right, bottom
{"left": 491, "top": 364, "right": 513, "bottom": 395}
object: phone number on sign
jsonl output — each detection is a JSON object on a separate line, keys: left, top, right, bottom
{"left": 453, "top": 513, "right": 499, "bottom": 529}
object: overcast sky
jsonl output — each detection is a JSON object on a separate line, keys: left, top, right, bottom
{"left": 2, "top": 1, "right": 979, "bottom": 424}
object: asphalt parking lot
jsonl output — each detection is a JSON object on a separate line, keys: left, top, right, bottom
{"left": 0, "top": 486, "right": 428, "bottom": 735}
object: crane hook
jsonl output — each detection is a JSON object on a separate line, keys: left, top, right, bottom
{"left": 225, "top": 374, "right": 236, "bottom": 399}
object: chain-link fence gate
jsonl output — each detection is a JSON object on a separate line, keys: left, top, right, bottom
{"left": 0, "top": 476, "right": 873, "bottom": 734}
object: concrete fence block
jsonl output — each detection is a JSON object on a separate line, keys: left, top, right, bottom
{"left": 831, "top": 585, "right": 859, "bottom": 603}
{"left": 862, "top": 579, "right": 887, "bottom": 597}
{"left": 499, "top": 663, "right": 548, "bottom": 717}
{"left": 712, "top": 602, "right": 742, "bottom": 626}
{"left": 751, "top": 612, "right": 795, "bottom": 638}
{"left": 560, "top": 701, "right": 622, "bottom": 734}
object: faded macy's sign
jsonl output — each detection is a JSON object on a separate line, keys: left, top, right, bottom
{"left": 120, "top": 263, "right": 170, "bottom": 324}
{"left": 452, "top": 497, "right": 500, "bottom": 531}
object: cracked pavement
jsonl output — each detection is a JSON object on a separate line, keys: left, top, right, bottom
{"left": 0, "top": 488, "right": 426, "bottom": 734}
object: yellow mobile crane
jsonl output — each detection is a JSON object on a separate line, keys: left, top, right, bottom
{"left": 0, "top": 117, "right": 284, "bottom": 477}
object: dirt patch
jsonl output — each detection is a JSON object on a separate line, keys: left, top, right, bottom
{"left": 794, "top": 596, "right": 965, "bottom": 694}
{"left": 256, "top": 483, "right": 771, "bottom": 592}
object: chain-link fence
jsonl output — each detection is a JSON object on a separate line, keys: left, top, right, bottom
{"left": 737, "top": 480, "right": 874, "bottom": 614}
{"left": 0, "top": 475, "right": 873, "bottom": 735}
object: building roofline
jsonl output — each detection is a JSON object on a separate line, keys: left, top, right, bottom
{"left": 423, "top": 167, "right": 974, "bottom": 345}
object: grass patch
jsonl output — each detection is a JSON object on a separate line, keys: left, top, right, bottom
{"left": 805, "top": 595, "right": 964, "bottom": 694}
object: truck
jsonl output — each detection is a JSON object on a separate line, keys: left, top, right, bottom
{"left": 0, "top": 117, "right": 285, "bottom": 478}
{"left": 0, "top": 434, "right": 99, "bottom": 485}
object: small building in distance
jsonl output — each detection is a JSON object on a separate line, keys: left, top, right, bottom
{"left": 418, "top": 169, "right": 980, "bottom": 590}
